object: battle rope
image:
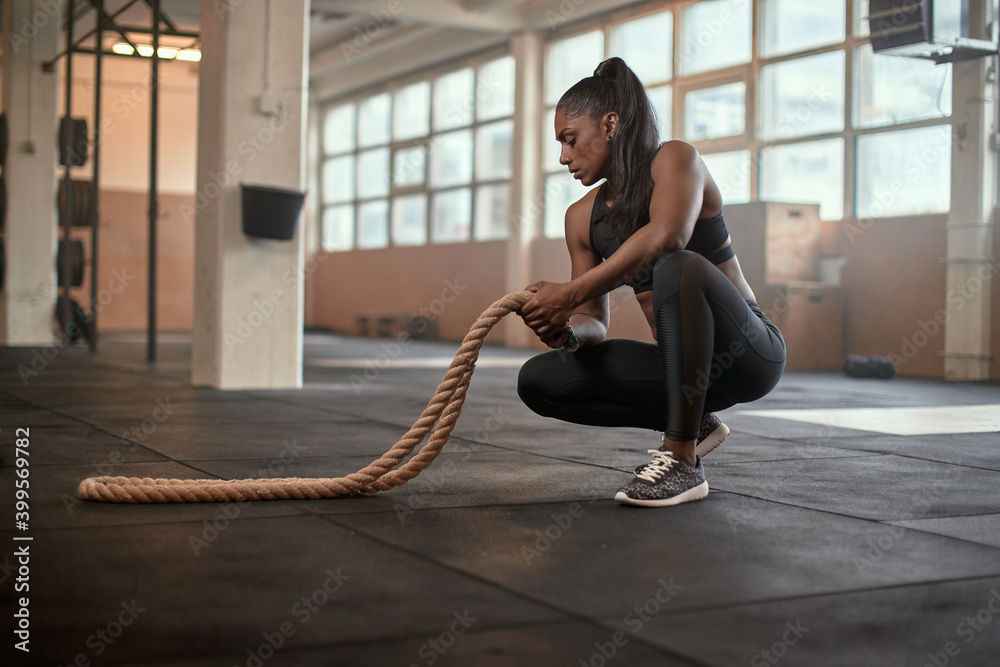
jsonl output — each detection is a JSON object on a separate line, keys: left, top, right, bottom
{"left": 77, "top": 290, "right": 535, "bottom": 504}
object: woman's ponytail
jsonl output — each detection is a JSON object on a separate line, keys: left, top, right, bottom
{"left": 559, "top": 57, "right": 661, "bottom": 243}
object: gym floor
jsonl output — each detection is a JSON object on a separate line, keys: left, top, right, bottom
{"left": 2, "top": 331, "right": 1000, "bottom": 666}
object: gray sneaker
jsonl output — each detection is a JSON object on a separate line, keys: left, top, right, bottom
{"left": 696, "top": 413, "right": 730, "bottom": 457}
{"left": 616, "top": 450, "right": 709, "bottom": 507}
{"left": 633, "top": 414, "right": 730, "bottom": 475}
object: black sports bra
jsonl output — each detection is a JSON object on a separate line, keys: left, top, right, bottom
{"left": 589, "top": 181, "right": 735, "bottom": 293}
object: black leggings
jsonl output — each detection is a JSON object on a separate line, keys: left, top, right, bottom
{"left": 517, "top": 250, "right": 786, "bottom": 441}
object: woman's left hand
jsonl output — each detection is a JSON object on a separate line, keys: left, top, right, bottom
{"left": 519, "top": 281, "right": 578, "bottom": 347}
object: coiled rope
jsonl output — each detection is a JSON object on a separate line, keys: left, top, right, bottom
{"left": 77, "top": 290, "right": 534, "bottom": 504}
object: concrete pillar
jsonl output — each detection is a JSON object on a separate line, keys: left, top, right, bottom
{"left": 505, "top": 30, "right": 543, "bottom": 348}
{"left": 943, "top": 1, "right": 996, "bottom": 380}
{"left": 0, "top": 0, "right": 60, "bottom": 345}
{"left": 192, "top": 0, "right": 309, "bottom": 389}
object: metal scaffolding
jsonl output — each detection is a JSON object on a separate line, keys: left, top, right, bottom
{"left": 43, "top": 0, "right": 197, "bottom": 362}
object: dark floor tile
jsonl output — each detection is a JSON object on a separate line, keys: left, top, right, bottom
{"left": 18, "top": 515, "right": 561, "bottom": 666}
{"left": 709, "top": 454, "right": 1000, "bottom": 521}
{"left": 889, "top": 513, "right": 1000, "bottom": 549}
{"left": 0, "top": 461, "right": 308, "bottom": 530}
{"left": 0, "top": 423, "right": 167, "bottom": 467}
{"left": 191, "top": 450, "right": 625, "bottom": 517}
{"left": 330, "top": 496, "right": 1000, "bottom": 621}
{"left": 605, "top": 576, "right": 1000, "bottom": 667}
{"left": 811, "top": 431, "right": 1000, "bottom": 472}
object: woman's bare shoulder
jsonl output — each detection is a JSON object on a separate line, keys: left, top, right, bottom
{"left": 650, "top": 140, "right": 700, "bottom": 176}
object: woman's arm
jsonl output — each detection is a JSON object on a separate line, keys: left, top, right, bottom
{"left": 523, "top": 194, "right": 609, "bottom": 349}
{"left": 520, "top": 141, "right": 706, "bottom": 340}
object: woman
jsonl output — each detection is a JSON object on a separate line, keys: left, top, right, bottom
{"left": 517, "top": 57, "right": 786, "bottom": 508}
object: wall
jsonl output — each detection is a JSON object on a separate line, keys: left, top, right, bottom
{"left": 65, "top": 190, "right": 195, "bottom": 332}
{"left": 305, "top": 241, "right": 515, "bottom": 343}
{"left": 839, "top": 214, "right": 949, "bottom": 378}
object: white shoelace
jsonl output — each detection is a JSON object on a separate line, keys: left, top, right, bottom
{"left": 636, "top": 449, "right": 678, "bottom": 483}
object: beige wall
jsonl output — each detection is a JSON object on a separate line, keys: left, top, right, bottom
{"left": 304, "top": 241, "right": 518, "bottom": 343}
{"left": 839, "top": 214, "right": 949, "bottom": 378}
{"left": 67, "top": 189, "right": 195, "bottom": 332}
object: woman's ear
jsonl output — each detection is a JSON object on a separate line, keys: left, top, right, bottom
{"left": 603, "top": 111, "right": 619, "bottom": 140}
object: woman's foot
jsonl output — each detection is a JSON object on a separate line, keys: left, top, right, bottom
{"left": 616, "top": 450, "right": 709, "bottom": 507}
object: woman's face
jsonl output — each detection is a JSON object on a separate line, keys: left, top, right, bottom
{"left": 554, "top": 108, "right": 616, "bottom": 187}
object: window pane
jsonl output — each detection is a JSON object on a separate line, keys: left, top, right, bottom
{"left": 685, "top": 82, "right": 745, "bottom": 141}
{"left": 357, "top": 93, "right": 390, "bottom": 148}
{"left": 761, "top": 0, "right": 846, "bottom": 59}
{"left": 648, "top": 85, "right": 672, "bottom": 141}
{"left": 759, "top": 52, "right": 845, "bottom": 141}
{"left": 855, "top": 44, "right": 952, "bottom": 129}
{"left": 544, "top": 173, "right": 591, "bottom": 238}
{"left": 546, "top": 30, "right": 605, "bottom": 106}
{"left": 679, "top": 0, "right": 751, "bottom": 75}
{"left": 477, "top": 56, "right": 515, "bottom": 121}
{"left": 434, "top": 68, "right": 474, "bottom": 131}
{"left": 357, "top": 148, "right": 390, "bottom": 199}
{"left": 357, "top": 200, "right": 389, "bottom": 249}
{"left": 760, "top": 138, "right": 844, "bottom": 219}
{"left": 393, "top": 147, "right": 426, "bottom": 187}
{"left": 393, "top": 81, "right": 430, "bottom": 140}
{"left": 544, "top": 107, "right": 562, "bottom": 172}
{"left": 430, "top": 129, "right": 473, "bottom": 187}
{"left": 322, "top": 156, "right": 355, "bottom": 205}
{"left": 702, "top": 150, "right": 751, "bottom": 204}
{"left": 392, "top": 194, "right": 427, "bottom": 246}
{"left": 431, "top": 188, "right": 471, "bottom": 243}
{"left": 856, "top": 0, "right": 869, "bottom": 37}
{"left": 321, "top": 205, "right": 354, "bottom": 251}
{"left": 323, "top": 103, "right": 355, "bottom": 155}
{"left": 475, "top": 183, "right": 510, "bottom": 241}
{"left": 856, "top": 126, "right": 950, "bottom": 218}
{"left": 476, "top": 120, "right": 513, "bottom": 180}
{"left": 609, "top": 12, "right": 672, "bottom": 84}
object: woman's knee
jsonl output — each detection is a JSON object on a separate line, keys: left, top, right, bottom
{"left": 652, "top": 249, "right": 709, "bottom": 310}
{"left": 516, "top": 353, "right": 558, "bottom": 412}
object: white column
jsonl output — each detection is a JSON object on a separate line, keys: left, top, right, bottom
{"left": 0, "top": 0, "right": 60, "bottom": 345}
{"left": 505, "top": 30, "right": 543, "bottom": 347}
{"left": 943, "top": 2, "right": 996, "bottom": 380}
{"left": 192, "top": 0, "right": 309, "bottom": 389}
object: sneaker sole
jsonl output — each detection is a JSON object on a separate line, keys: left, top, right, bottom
{"left": 614, "top": 481, "right": 709, "bottom": 507}
{"left": 695, "top": 423, "right": 730, "bottom": 458}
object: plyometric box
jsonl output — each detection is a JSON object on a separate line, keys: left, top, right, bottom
{"left": 723, "top": 201, "right": 822, "bottom": 292}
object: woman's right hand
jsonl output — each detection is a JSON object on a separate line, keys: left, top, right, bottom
{"left": 519, "top": 281, "right": 577, "bottom": 348}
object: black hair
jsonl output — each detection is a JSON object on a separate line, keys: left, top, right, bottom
{"left": 556, "top": 57, "right": 661, "bottom": 243}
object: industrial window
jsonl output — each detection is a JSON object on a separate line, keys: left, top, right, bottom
{"left": 540, "top": 0, "right": 953, "bottom": 235}
{"left": 319, "top": 53, "right": 515, "bottom": 251}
